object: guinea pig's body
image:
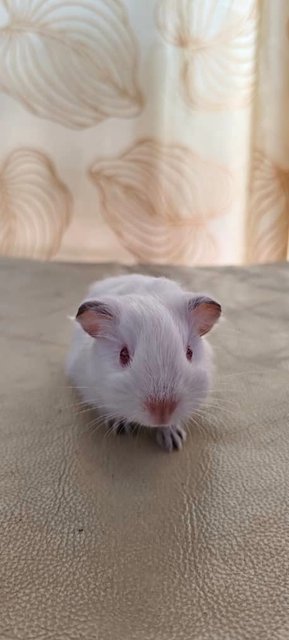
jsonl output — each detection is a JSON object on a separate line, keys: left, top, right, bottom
{"left": 67, "top": 274, "right": 221, "bottom": 452}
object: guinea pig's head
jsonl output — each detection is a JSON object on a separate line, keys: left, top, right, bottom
{"left": 76, "top": 293, "right": 221, "bottom": 427}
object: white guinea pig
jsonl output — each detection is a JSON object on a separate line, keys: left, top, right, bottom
{"left": 67, "top": 274, "right": 221, "bottom": 452}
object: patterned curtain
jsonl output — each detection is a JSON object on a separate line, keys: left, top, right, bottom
{"left": 0, "top": 0, "right": 288, "bottom": 266}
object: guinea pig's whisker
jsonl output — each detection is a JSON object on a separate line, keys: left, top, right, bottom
{"left": 203, "top": 405, "right": 238, "bottom": 418}
{"left": 83, "top": 413, "right": 118, "bottom": 437}
{"left": 187, "top": 416, "right": 210, "bottom": 438}
{"left": 61, "top": 402, "right": 88, "bottom": 412}
{"left": 104, "top": 423, "right": 118, "bottom": 440}
{"left": 80, "top": 420, "right": 104, "bottom": 437}
{"left": 62, "top": 398, "right": 91, "bottom": 408}
{"left": 207, "top": 394, "right": 237, "bottom": 407}
{"left": 82, "top": 412, "right": 105, "bottom": 425}
{"left": 74, "top": 407, "right": 97, "bottom": 417}
{"left": 192, "top": 394, "right": 236, "bottom": 411}
{"left": 71, "top": 402, "right": 113, "bottom": 416}
{"left": 205, "top": 399, "right": 239, "bottom": 411}
{"left": 208, "top": 386, "right": 243, "bottom": 398}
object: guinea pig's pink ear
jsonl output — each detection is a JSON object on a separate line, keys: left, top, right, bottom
{"left": 188, "top": 296, "right": 221, "bottom": 336}
{"left": 75, "top": 300, "right": 116, "bottom": 338}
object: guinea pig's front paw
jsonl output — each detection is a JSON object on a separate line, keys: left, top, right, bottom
{"left": 156, "top": 425, "right": 186, "bottom": 453}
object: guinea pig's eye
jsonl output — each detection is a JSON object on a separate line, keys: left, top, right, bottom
{"left": 186, "top": 346, "right": 193, "bottom": 362}
{"left": 120, "top": 346, "right": 131, "bottom": 367}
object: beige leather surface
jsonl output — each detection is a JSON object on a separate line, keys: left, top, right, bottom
{"left": 1, "top": 258, "right": 289, "bottom": 640}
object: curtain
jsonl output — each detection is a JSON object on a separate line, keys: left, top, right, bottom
{"left": 0, "top": 0, "right": 288, "bottom": 267}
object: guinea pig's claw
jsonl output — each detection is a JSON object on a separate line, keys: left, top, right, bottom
{"left": 156, "top": 425, "right": 186, "bottom": 452}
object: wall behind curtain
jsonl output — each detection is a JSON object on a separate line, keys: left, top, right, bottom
{"left": 0, "top": 0, "right": 288, "bottom": 266}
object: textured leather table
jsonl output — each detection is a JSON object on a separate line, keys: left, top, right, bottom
{"left": 1, "top": 258, "right": 289, "bottom": 640}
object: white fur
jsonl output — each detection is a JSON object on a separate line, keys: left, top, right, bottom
{"left": 67, "top": 274, "right": 218, "bottom": 450}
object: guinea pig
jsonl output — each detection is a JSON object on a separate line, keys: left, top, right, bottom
{"left": 67, "top": 274, "right": 221, "bottom": 452}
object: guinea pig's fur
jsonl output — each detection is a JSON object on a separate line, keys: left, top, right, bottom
{"left": 67, "top": 274, "right": 221, "bottom": 451}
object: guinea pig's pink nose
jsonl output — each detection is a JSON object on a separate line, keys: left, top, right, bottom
{"left": 146, "top": 398, "right": 178, "bottom": 424}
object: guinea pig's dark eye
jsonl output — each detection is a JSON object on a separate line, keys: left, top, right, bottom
{"left": 186, "top": 346, "right": 193, "bottom": 362}
{"left": 120, "top": 346, "right": 130, "bottom": 367}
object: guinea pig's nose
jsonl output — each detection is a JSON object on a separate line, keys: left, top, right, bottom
{"left": 146, "top": 398, "right": 178, "bottom": 425}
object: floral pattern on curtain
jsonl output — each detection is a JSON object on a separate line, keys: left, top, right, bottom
{"left": 0, "top": 0, "right": 288, "bottom": 266}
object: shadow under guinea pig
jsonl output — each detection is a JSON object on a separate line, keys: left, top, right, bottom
{"left": 70, "top": 393, "right": 217, "bottom": 497}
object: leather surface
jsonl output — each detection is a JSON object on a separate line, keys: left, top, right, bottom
{"left": 1, "top": 258, "right": 289, "bottom": 640}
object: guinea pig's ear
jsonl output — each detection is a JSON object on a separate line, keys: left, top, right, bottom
{"left": 75, "top": 300, "right": 117, "bottom": 338}
{"left": 188, "top": 295, "right": 221, "bottom": 336}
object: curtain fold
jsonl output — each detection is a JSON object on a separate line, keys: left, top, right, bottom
{"left": 0, "top": 0, "right": 288, "bottom": 266}
{"left": 246, "top": 0, "right": 289, "bottom": 263}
